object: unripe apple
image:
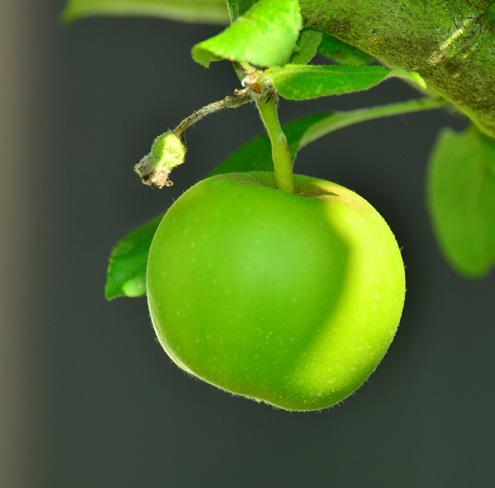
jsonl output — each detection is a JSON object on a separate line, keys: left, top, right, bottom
{"left": 147, "top": 172, "right": 405, "bottom": 411}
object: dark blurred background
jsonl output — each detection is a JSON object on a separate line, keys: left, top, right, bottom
{"left": 3, "top": 1, "right": 495, "bottom": 487}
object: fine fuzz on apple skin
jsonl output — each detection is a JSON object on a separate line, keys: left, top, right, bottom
{"left": 146, "top": 172, "right": 406, "bottom": 411}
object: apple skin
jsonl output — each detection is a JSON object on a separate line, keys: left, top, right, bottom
{"left": 147, "top": 172, "right": 405, "bottom": 411}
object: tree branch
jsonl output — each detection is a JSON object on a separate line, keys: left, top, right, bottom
{"left": 300, "top": 0, "right": 495, "bottom": 138}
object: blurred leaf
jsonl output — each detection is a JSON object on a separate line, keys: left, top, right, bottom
{"left": 265, "top": 64, "right": 391, "bottom": 100}
{"left": 107, "top": 97, "right": 444, "bottom": 299}
{"left": 428, "top": 126, "right": 495, "bottom": 277}
{"left": 192, "top": 0, "right": 302, "bottom": 67}
{"left": 105, "top": 216, "right": 162, "bottom": 300}
{"left": 63, "top": 0, "right": 229, "bottom": 24}
{"left": 319, "top": 34, "right": 375, "bottom": 65}
{"left": 290, "top": 29, "right": 323, "bottom": 65}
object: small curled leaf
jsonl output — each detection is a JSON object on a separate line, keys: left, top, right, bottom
{"left": 134, "top": 131, "right": 187, "bottom": 189}
{"left": 290, "top": 29, "right": 323, "bottom": 65}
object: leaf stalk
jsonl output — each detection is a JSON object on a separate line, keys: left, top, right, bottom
{"left": 301, "top": 96, "right": 448, "bottom": 148}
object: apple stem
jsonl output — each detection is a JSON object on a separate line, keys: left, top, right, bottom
{"left": 256, "top": 96, "right": 295, "bottom": 193}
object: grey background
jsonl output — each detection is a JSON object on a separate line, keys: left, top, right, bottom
{"left": 5, "top": 1, "right": 495, "bottom": 487}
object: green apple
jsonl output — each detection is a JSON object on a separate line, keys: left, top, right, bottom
{"left": 147, "top": 172, "right": 405, "bottom": 411}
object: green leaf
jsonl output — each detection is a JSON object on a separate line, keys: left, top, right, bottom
{"left": 227, "top": 0, "right": 257, "bottom": 19}
{"left": 192, "top": 0, "right": 302, "bottom": 68}
{"left": 265, "top": 64, "right": 391, "bottom": 100}
{"left": 106, "top": 97, "right": 445, "bottom": 299}
{"left": 105, "top": 216, "right": 162, "bottom": 300}
{"left": 428, "top": 126, "right": 495, "bottom": 277}
{"left": 319, "top": 34, "right": 375, "bottom": 65}
{"left": 63, "top": 0, "right": 229, "bottom": 24}
{"left": 289, "top": 29, "right": 323, "bottom": 65}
